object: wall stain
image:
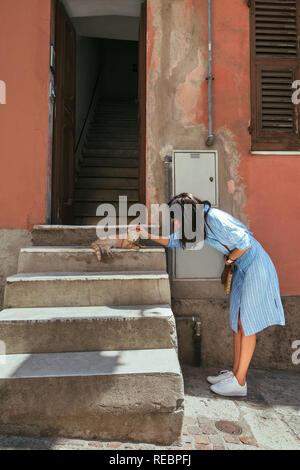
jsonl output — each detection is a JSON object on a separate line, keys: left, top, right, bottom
{"left": 146, "top": 0, "right": 247, "bottom": 227}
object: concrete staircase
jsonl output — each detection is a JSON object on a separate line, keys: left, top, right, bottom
{"left": 75, "top": 100, "right": 139, "bottom": 225}
{"left": 0, "top": 225, "right": 184, "bottom": 444}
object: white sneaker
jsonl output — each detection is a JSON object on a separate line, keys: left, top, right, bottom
{"left": 210, "top": 376, "right": 247, "bottom": 397}
{"left": 206, "top": 370, "right": 234, "bottom": 385}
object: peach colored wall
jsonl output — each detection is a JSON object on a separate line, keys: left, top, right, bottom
{"left": 0, "top": 0, "right": 51, "bottom": 231}
{"left": 146, "top": 0, "right": 300, "bottom": 295}
{"left": 214, "top": 0, "right": 300, "bottom": 295}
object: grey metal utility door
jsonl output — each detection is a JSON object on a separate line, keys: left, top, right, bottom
{"left": 172, "top": 150, "right": 224, "bottom": 280}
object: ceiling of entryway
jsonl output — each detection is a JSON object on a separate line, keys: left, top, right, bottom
{"left": 62, "top": 0, "right": 143, "bottom": 18}
{"left": 62, "top": 0, "right": 143, "bottom": 40}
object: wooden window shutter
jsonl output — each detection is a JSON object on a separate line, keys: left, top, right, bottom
{"left": 250, "top": 0, "right": 300, "bottom": 151}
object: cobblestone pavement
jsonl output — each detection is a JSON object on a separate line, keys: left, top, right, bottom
{"left": 0, "top": 365, "right": 299, "bottom": 450}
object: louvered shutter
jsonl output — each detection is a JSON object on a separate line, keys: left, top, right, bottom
{"left": 250, "top": 0, "right": 300, "bottom": 151}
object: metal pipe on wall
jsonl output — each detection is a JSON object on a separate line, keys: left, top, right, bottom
{"left": 165, "top": 155, "right": 173, "bottom": 282}
{"left": 175, "top": 316, "right": 202, "bottom": 366}
{"left": 206, "top": 0, "right": 215, "bottom": 147}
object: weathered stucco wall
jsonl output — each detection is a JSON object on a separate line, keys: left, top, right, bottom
{"left": 173, "top": 298, "right": 300, "bottom": 371}
{"left": 0, "top": 230, "right": 32, "bottom": 311}
{"left": 0, "top": 0, "right": 51, "bottom": 231}
{"left": 146, "top": 0, "right": 300, "bottom": 296}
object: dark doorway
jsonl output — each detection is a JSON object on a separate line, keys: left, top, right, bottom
{"left": 50, "top": 0, "right": 146, "bottom": 225}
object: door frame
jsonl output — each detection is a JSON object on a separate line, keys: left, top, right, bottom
{"left": 50, "top": 0, "right": 76, "bottom": 225}
{"left": 46, "top": 0, "right": 57, "bottom": 224}
{"left": 48, "top": 0, "right": 148, "bottom": 223}
{"left": 138, "top": 0, "right": 147, "bottom": 207}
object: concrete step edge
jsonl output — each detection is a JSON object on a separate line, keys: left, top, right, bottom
{"left": 0, "top": 304, "right": 173, "bottom": 323}
{"left": 0, "top": 348, "right": 181, "bottom": 379}
{"left": 32, "top": 225, "right": 160, "bottom": 231}
{"left": 6, "top": 271, "right": 169, "bottom": 282}
{"left": 19, "top": 247, "right": 165, "bottom": 254}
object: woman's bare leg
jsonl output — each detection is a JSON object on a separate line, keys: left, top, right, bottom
{"left": 235, "top": 317, "right": 256, "bottom": 386}
{"left": 232, "top": 327, "right": 242, "bottom": 376}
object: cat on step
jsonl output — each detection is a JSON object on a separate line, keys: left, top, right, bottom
{"left": 91, "top": 227, "right": 141, "bottom": 261}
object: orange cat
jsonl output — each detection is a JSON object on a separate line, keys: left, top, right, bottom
{"left": 91, "top": 228, "right": 141, "bottom": 261}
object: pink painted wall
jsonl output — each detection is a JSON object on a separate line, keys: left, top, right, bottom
{"left": 0, "top": 0, "right": 51, "bottom": 231}
{"left": 146, "top": 0, "right": 300, "bottom": 295}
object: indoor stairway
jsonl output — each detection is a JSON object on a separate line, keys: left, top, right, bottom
{"left": 75, "top": 99, "right": 139, "bottom": 225}
{"left": 0, "top": 225, "right": 184, "bottom": 444}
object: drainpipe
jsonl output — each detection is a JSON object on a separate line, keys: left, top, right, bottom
{"left": 206, "top": 0, "right": 215, "bottom": 147}
{"left": 165, "top": 155, "right": 173, "bottom": 282}
{"left": 176, "top": 316, "right": 202, "bottom": 366}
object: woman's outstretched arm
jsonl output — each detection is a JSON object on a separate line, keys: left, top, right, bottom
{"left": 136, "top": 226, "right": 180, "bottom": 248}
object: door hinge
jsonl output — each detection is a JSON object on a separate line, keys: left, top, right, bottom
{"left": 248, "top": 122, "right": 254, "bottom": 134}
{"left": 49, "top": 80, "right": 56, "bottom": 102}
{"left": 246, "top": 0, "right": 251, "bottom": 7}
{"left": 50, "top": 44, "right": 56, "bottom": 71}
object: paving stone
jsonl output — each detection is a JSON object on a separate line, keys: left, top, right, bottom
{"left": 53, "top": 438, "right": 87, "bottom": 448}
{"left": 209, "top": 435, "right": 226, "bottom": 447}
{"left": 88, "top": 442, "right": 104, "bottom": 448}
{"left": 195, "top": 444, "right": 213, "bottom": 450}
{"left": 182, "top": 444, "right": 193, "bottom": 450}
{"left": 184, "top": 416, "right": 196, "bottom": 425}
{"left": 197, "top": 416, "right": 211, "bottom": 426}
{"left": 195, "top": 435, "right": 210, "bottom": 445}
{"left": 198, "top": 422, "right": 218, "bottom": 435}
{"left": 187, "top": 425, "right": 202, "bottom": 435}
{"left": 280, "top": 414, "right": 300, "bottom": 439}
{"left": 239, "top": 406, "right": 300, "bottom": 450}
{"left": 107, "top": 442, "right": 122, "bottom": 448}
{"left": 239, "top": 436, "right": 259, "bottom": 447}
{"left": 223, "top": 434, "right": 241, "bottom": 444}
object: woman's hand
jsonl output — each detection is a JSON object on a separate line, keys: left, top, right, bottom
{"left": 224, "top": 247, "right": 251, "bottom": 265}
{"left": 224, "top": 255, "right": 234, "bottom": 266}
{"left": 136, "top": 225, "right": 149, "bottom": 239}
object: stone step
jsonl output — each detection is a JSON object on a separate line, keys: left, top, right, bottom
{"left": 87, "top": 134, "right": 138, "bottom": 142}
{"left": 80, "top": 157, "right": 138, "bottom": 168}
{"left": 92, "top": 109, "right": 137, "bottom": 115}
{"left": 93, "top": 115, "right": 137, "bottom": 121}
{"left": 82, "top": 148, "right": 138, "bottom": 158}
{"left": 75, "top": 201, "right": 142, "bottom": 217}
{"left": 32, "top": 224, "right": 158, "bottom": 246}
{"left": 94, "top": 112, "right": 137, "bottom": 117}
{"left": 31, "top": 225, "right": 99, "bottom": 246}
{"left": 4, "top": 271, "right": 171, "bottom": 308}
{"left": 0, "top": 304, "right": 175, "bottom": 354}
{"left": 89, "top": 123, "right": 138, "bottom": 132}
{"left": 95, "top": 108, "right": 137, "bottom": 113}
{"left": 75, "top": 188, "right": 138, "bottom": 201}
{"left": 96, "top": 105, "right": 137, "bottom": 109}
{"left": 85, "top": 141, "right": 138, "bottom": 150}
{"left": 88, "top": 129, "right": 138, "bottom": 137}
{"left": 75, "top": 177, "right": 138, "bottom": 189}
{"left": 0, "top": 348, "right": 184, "bottom": 443}
{"left": 78, "top": 167, "right": 138, "bottom": 178}
{"left": 18, "top": 247, "right": 166, "bottom": 273}
{"left": 74, "top": 216, "right": 140, "bottom": 225}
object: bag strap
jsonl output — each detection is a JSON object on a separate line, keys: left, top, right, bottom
{"left": 205, "top": 220, "right": 231, "bottom": 254}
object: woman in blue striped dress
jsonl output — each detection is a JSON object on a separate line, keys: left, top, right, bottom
{"left": 138, "top": 193, "right": 285, "bottom": 397}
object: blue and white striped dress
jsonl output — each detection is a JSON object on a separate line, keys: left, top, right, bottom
{"left": 167, "top": 205, "right": 285, "bottom": 336}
